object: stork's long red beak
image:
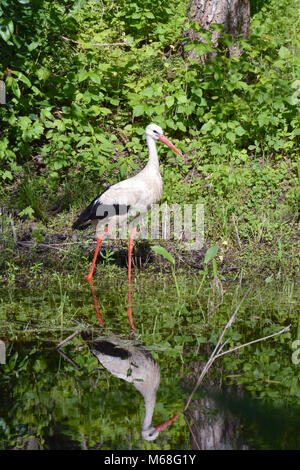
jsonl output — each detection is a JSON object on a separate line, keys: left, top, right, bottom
{"left": 159, "top": 135, "right": 183, "bottom": 157}
{"left": 154, "top": 413, "right": 180, "bottom": 432}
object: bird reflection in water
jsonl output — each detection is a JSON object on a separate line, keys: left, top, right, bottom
{"left": 56, "top": 331, "right": 179, "bottom": 441}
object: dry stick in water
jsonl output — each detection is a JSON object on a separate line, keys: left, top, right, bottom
{"left": 184, "top": 287, "right": 291, "bottom": 412}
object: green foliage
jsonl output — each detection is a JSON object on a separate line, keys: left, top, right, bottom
{"left": 0, "top": 0, "right": 299, "bottom": 191}
{"left": 0, "top": 272, "right": 299, "bottom": 449}
{"left": 151, "top": 245, "right": 180, "bottom": 297}
{"left": 151, "top": 245, "right": 175, "bottom": 265}
{"left": 0, "top": 0, "right": 299, "bottom": 450}
{"left": 204, "top": 243, "right": 219, "bottom": 265}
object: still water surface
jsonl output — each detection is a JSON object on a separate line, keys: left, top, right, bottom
{"left": 0, "top": 278, "right": 299, "bottom": 450}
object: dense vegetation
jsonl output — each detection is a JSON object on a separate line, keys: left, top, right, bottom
{"left": 0, "top": 0, "right": 299, "bottom": 450}
{"left": 0, "top": 0, "right": 299, "bottom": 254}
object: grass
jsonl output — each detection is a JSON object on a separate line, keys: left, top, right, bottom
{"left": 0, "top": 245, "right": 299, "bottom": 449}
{"left": 0, "top": 0, "right": 299, "bottom": 449}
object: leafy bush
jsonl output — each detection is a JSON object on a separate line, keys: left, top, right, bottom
{"left": 0, "top": 0, "right": 299, "bottom": 225}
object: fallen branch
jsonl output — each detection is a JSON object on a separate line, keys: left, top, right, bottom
{"left": 16, "top": 240, "right": 99, "bottom": 252}
{"left": 184, "top": 287, "right": 291, "bottom": 411}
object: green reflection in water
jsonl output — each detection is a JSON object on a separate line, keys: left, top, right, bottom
{"left": 0, "top": 271, "right": 299, "bottom": 449}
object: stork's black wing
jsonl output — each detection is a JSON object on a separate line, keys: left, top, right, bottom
{"left": 72, "top": 186, "right": 130, "bottom": 231}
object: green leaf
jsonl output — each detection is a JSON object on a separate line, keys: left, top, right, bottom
{"left": 201, "top": 121, "right": 214, "bottom": 134}
{"left": 212, "top": 259, "right": 218, "bottom": 279}
{"left": 0, "top": 19, "right": 14, "bottom": 42}
{"left": 235, "top": 125, "right": 246, "bottom": 136}
{"left": 165, "top": 96, "right": 174, "bottom": 108}
{"left": 19, "top": 206, "right": 35, "bottom": 220}
{"left": 1, "top": 170, "right": 13, "bottom": 181}
{"left": 177, "top": 121, "right": 186, "bottom": 132}
{"left": 87, "top": 105, "right": 101, "bottom": 117}
{"left": 226, "top": 131, "right": 236, "bottom": 143}
{"left": 11, "top": 71, "right": 31, "bottom": 87}
{"left": 36, "top": 68, "right": 50, "bottom": 81}
{"left": 176, "top": 94, "right": 188, "bottom": 103}
{"left": 99, "top": 107, "right": 111, "bottom": 116}
{"left": 151, "top": 245, "right": 175, "bottom": 265}
{"left": 204, "top": 243, "right": 219, "bottom": 264}
{"left": 6, "top": 76, "right": 20, "bottom": 99}
{"left": 89, "top": 73, "right": 101, "bottom": 84}
{"left": 28, "top": 41, "right": 40, "bottom": 51}
{"left": 109, "top": 98, "right": 120, "bottom": 106}
{"left": 278, "top": 46, "right": 291, "bottom": 59}
{"left": 133, "top": 104, "right": 145, "bottom": 117}
{"left": 77, "top": 71, "right": 89, "bottom": 82}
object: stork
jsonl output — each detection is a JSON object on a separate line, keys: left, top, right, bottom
{"left": 72, "top": 124, "right": 183, "bottom": 329}
{"left": 82, "top": 332, "right": 179, "bottom": 441}
{"left": 56, "top": 331, "right": 179, "bottom": 441}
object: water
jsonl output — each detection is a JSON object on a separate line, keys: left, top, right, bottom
{"left": 0, "top": 273, "right": 299, "bottom": 450}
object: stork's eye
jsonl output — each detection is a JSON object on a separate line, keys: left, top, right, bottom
{"left": 153, "top": 130, "right": 158, "bottom": 134}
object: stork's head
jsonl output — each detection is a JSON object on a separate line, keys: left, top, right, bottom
{"left": 142, "top": 413, "right": 180, "bottom": 441}
{"left": 145, "top": 123, "right": 183, "bottom": 157}
{"left": 142, "top": 426, "right": 160, "bottom": 442}
{"left": 145, "top": 123, "right": 164, "bottom": 140}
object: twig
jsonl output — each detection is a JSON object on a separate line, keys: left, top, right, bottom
{"left": 231, "top": 214, "right": 242, "bottom": 250}
{"left": 56, "top": 330, "right": 81, "bottom": 349}
{"left": 183, "top": 413, "right": 200, "bottom": 450}
{"left": 17, "top": 240, "right": 101, "bottom": 248}
{"left": 57, "top": 348, "right": 81, "bottom": 370}
{"left": 56, "top": 330, "right": 82, "bottom": 370}
{"left": 183, "top": 287, "right": 289, "bottom": 412}
{"left": 214, "top": 325, "right": 291, "bottom": 360}
{"left": 59, "top": 35, "right": 127, "bottom": 47}
{"left": 17, "top": 241, "right": 68, "bottom": 252}
{"left": 184, "top": 292, "right": 246, "bottom": 411}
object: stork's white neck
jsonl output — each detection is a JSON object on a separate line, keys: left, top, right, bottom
{"left": 146, "top": 135, "right": 159, "bottom": 170}
{"left": 142, "top": 391, "right": 157, "bottom": 431}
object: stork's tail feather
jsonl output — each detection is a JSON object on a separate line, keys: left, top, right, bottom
{"left": 81, "top": 331, "right": 130, "bottom": 359}
{"left": 72, "top": 219, "right": 91, "bottom": 230}
{"left": 72, "top": 202, "right": 95, "bottom": 230}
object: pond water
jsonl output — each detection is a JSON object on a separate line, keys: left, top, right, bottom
{"left": 0, "top": 272, "right": 299, "bottom": 450}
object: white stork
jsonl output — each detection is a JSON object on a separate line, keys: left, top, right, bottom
{"left": 81, "top": 331, "right": 179, "bottom": 441}
{"left": 72, "top": 123, "right": 183, "bottom": 329}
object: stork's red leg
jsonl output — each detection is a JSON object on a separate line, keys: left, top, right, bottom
{"left": 127, "top": 227, "right": 136, "bottom": 330}
{"left": 86, "top": 277, "right": 104, "bottom": 326}
{"left": 85, "top": 225, "right": 110, "bottom": 281}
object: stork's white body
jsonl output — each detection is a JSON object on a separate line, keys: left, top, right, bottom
{"left": 72, "top": 124, "right": 170, "bottom": 236}
{"left": 85, "top": 335, "right": 162, "bottom": 441}
{"left": 94, "top": 149, "right": 162, "bottom": 236}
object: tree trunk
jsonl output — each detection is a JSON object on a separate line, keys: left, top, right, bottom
{"left": 182, "top": 0, "right": 250, "bottom": 62}
{"left": 184, "top": 358, "right": 248, "bottom": 450}
{"left": 185, "top": 393, "right": 248, "bottom": 450}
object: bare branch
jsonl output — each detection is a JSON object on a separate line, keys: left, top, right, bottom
{"left": 184, "top": 287, "right": 290, "bottom": 412}
{"left": 56, "top": 330, "right": 82, "bottom": 349}
{"left": 215, "top": 324, "right": 291, "bottom": 360}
